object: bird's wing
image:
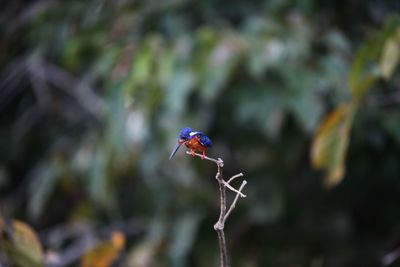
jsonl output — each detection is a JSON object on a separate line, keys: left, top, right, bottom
{"left": 196, "top": 133, "right": 212, "bottom": 147}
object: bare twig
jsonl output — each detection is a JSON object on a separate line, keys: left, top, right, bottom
{"left": 185, "top": 151, "right": 245, "bottom": 197}
{"left": 222, "top": 180, "right": 246, "bottom": 197}
{"left": 224, "top": 181, "right": 247, "bottom": 222}
{"left": 187, "top": 151, "right": 247, "bottom": 267}
{"left": 185, "top": 151, "right": 223, "bottom": 165}
{"left": 227, "top": 173, "right": 244, "bottom": 184}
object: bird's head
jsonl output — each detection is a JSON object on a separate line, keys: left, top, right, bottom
{"left": 169, "top": 127, "right": 193, "bottom": 160}
{"left": 178, "top": 127, "right": 193, "bottom": 144}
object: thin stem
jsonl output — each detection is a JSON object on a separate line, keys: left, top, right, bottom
{"left": 186, "top": 151, "right": 244, "bottom": 196}
{"left": 215, "top": 170, "right": 228, "bottom": 267}
{"left": 224, "top": 180, "right": 247, "bottom": 222}
{"left": 186, "top": 150, "right": 247, "bottom": 267}
{"left": 221, "top": 180, "right": 246, "bottom": 197}
{"left": 185, "top": 151, "right": 223, "bottom": 166}
{"left": 216, "top": 167, "right": 226, "bottom": 224}
{"left": 227, "top": 173, "right": 244, "bottom": 184}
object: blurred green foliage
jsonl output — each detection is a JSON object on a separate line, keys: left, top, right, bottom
{"left": 312, "top": 16, "right": 400, "bottom": 186}
{"left": 1, "top": 0, "right": 400, "bottom": 266}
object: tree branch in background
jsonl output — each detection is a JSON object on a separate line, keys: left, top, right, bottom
{"left": 186, "top": 151, "right": 247, "bottom": 267}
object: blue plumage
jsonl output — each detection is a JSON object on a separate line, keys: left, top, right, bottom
{"left": 169, "top": 127, "right": 213, "bottom": 160}
{"left": 196, "top": 133, "right": 213, "bottom": 148}
{"left": 179, "top": 127, "right": 193, "bottom": 140}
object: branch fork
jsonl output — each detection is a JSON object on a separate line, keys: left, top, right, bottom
{"left": 186, "top": 151, "right": 247, "bottom": 267}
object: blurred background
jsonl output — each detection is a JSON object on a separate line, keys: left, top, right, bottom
{"left": 1, "top": 0, "right": 400, "bottom": 266}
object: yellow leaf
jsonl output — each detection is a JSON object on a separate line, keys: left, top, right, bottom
{"left": 81, "top": 231, "right": 126, "bottom": 267}
{"left": 0, "top": 217, "right": 44, "bottom": 267}
{"left": 380, "top": 37, "right": 400, "bottom": 80}
{"left": 311, "top": 103, "right": 357, "bottom": 187}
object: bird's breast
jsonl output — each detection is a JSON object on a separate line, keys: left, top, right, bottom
{"left": 185, "top": 137, "right": 206, "bottom": 150}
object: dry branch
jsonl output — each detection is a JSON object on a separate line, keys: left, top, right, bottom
{"left": 186, "top": 151, "right": 247, "bottom": 267}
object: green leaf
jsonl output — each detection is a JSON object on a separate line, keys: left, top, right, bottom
{"left": 131, "top": 45, "right": 152, "bottom": 86}
{"left": 247, "top": 38, "right": 285, "bottom": 78}
{"left": 124, "top": 36, "right": 161, "bottom": 93}
{"left": 348, "top": 38, "right": 382, "bottom": 100}
{"left": 349, "top": 16, "right": 400, "bottom": 98}
{"left": 165, "top": 69, "right": 195, "bottom": 114}
{"left": 234, "top": 88, "right": 285, "bottom": 139}
{"left": 157, "top": 46, "right": 175, "bottom": 87}
{"left": 199, "top": 34, "right": 246, "bottom": 101}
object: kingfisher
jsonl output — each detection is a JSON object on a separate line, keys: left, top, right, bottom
{"left": 169, "top": 127, "right": 213, "bottom": 160}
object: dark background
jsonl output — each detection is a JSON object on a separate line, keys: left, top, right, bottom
{"left": 1, "top": 0, "right": 400, "bottom": 266}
